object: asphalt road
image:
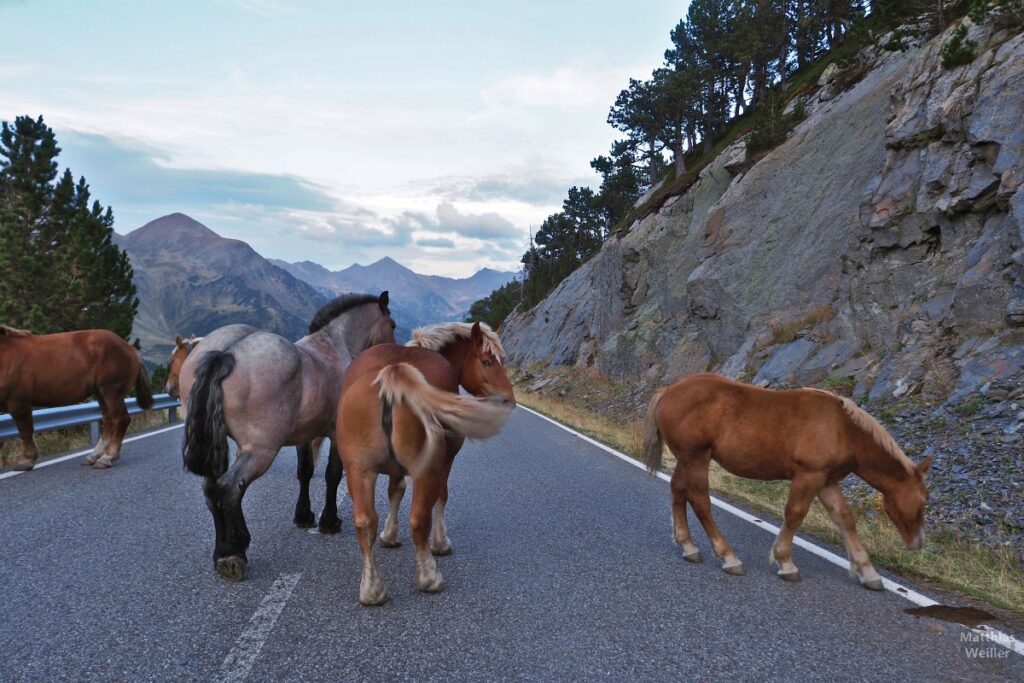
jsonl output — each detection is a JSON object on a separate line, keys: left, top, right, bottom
{"left": 1, "top": 408, "right": 1021, "bottom": 682}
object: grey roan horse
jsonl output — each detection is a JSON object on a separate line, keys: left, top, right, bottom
{"left": 179, "top": 292, "right": 396, "bottom": 581}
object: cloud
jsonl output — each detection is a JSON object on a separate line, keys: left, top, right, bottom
{"left": 479, "top": 62, "right": 635, "bottom": 113}
{"left": 294, "top": 215, "right": 413, "bottom": 247}
{"left": 416, "top": 237, "right": 456, "bottom": 249}
{"left": 413, "top": 172, "right": 593, "bottom": 206}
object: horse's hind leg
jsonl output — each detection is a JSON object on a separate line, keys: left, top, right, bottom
{"left": 348, "top": 466, "right": 387, "bottom": 605}
{"left": 208, "top": 449, "right": 275, "bottom": 581}
{"left": 317, "top": 441, "right": 343, "bottom": 534}
{"left": 670, "top": 463, "right": 701, "bottom": 562}
{"left": 379, "top": 474, "right": 406, "bottom": 547}
{"left": 686, "top": 456, "right": 745, "bottom": 575}
{"left": 409, "top": 475, "right": 444, "bottom": 593}
{"left": 294, "top": 442, "right": 316, "bottom": 528}
{"left": 93, "top": 395, "right": 130, "bottom": 469}
{"left": 818, "top": 484, "right": 883, "bottom": 590}
{"left": 7, "top": 405, "right": 38, "bottom": 471}
{"left": 82, "top": 394, "right": 110, "bottom": 466}
{"left": 769, "top": 472, "right": 826, "bottom": 582}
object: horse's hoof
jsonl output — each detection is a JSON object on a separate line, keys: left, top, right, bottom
{"left": 318, "top": 517, "right": 342, "bottom": 535}
{"left": 722, "top": 562, "right": 747, "bottom": 576}
{"left": 777, "top": 569, "right": 801, "bottom": 582}
{"left": 861, "top": 577, "right": 884, "bottom": 591}
{"left": 359, "top": 584, "right": 389, "bottom": 606}
{"left": 682, "top": 550, "right": 703, "bottom": 563}
{"left": 430, "top": 540, "right": 453, "bottom": 556}
{"left": 92, "top": 456, "right": 114, "bottom": 469}
{"left": 216, "top": 555, "right": 247, "bottom": 582}
{"left": 82, "top": 455, "right": 99, "bottom": 466}
{"left": 8, "top": 458, "right": 36, "bottom": 472}
{"left": 379, "top": 534, "right": 401, "bottom": 548}
{"left": 416, "top": 571, "right": 445, "bottom": 593}
{"left": 293, "top": 513, "right": 316, "bottom": 528}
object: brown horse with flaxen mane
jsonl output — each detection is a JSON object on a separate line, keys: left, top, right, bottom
{"left": 644, "top": 373, "right": 929, "bottom": 590}
{"left": 335, "top": 321, "right": 515, "bottom": 605}
{"left": 0, "top": 325, "right": 153, "bottom": 471}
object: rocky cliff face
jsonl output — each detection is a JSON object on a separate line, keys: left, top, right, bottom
{"left": 503, "top": 18, "right": 1024, "bottom": 405}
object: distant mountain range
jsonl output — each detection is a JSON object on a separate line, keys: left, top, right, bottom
{"left": 118, "top": 213, "right": 515, "bottom": 364}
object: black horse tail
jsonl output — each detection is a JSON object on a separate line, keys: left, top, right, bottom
{"left": 183, "top": 350, "right": 236, "bottom": 478}
{"left": 134, "top": 363, "right": 154, "bottom": 410}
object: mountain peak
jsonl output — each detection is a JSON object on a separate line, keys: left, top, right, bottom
{"left": 123, "top": 213, "right": 221, "bottom": 247}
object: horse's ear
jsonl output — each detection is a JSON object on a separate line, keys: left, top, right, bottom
{"left": 175, "top": 334, "right": 183, "bottom": 347}
{"left": 189, "top": 333, "right": 197, "bottom": 342}
{"left": 470, "top": 321, "right": 483, "bottom": 349}
{"left": 378, "top": 291, "right": 389, "bottom": 312}
{"left": 915, "top": 456, "right": 932, "bottom": 478}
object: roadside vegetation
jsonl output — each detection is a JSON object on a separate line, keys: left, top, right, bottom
{"left": 515, "top": 378, "right": 1024, "bottom": 618}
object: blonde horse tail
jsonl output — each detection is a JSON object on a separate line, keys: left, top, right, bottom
{"left": 374, "top": 363, "right": 515, "bottom": 462}
{"left": 643, "top": 388, "right": 668, "bottom": 474}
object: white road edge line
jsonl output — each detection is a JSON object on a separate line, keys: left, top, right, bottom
{"left": 0, "top": 423, "right": 185, "bottom": 481}
{"left": 517, "top": 404, "right": 1024, "bottom": 657}
{"left": 217, "top": 572, "right": 302, "bottom": 683}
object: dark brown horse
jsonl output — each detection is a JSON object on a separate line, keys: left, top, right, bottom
{"left": 644, "top": 373, "right": 929, "bottom": 589}
{"left": 0, "top": 325, "right": 153, "bottom": 470}
{"left": 179, "top": 293, "right": 395, "bottom": 581}
{"left": 335, "top": 322, "right": 514, "bottom": 605}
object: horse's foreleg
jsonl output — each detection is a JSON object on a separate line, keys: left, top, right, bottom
{"left": 348, "top": 467, "right": 387, "bottom": 605}
{"left": 93, "top": 398, "right": 129, "bottom": 469}
{"left": 379, "top": 475, "right": 407, "bottom": 547}
{"left": 209, "top": 450, "right": 273, "bottom": 581}
{"left": 429, "top": 479, "right": 452, "bottom": 556}
{"left": 317, "top": 441, "right": 343, "bottom": 534}
{"left": 686, "top": 459, "right": 745, "bottom": 575}
{"left": 7, "top": 406, "right": 38, "bottom": 471}
{"left": 409, "top": 475, "right": 444, "bottom": 593}
{"left": 293, "top": 443, "right": 316, "bottom": 528}
{"left": 818, "top": 484, "right": 883, "bottom": 590}
{"left": 770, "top": 472, "right": 826, "bottom": 582}
{"left": 670, "top": 464, "right": 701, "bottom": 562}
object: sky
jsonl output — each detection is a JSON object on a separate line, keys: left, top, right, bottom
{"left": 0, "top": 0, "right": 685, "bottom": 277}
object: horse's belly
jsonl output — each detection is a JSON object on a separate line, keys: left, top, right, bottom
{"left": 713, "top": 450, "right": 791, "bottom": 481}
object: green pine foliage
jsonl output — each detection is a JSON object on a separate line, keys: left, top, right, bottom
{"left": 0, "top": 115, "right": 138, "bottom": 338}
{"left": 940, "top": 23, "right": 978, "bottom": 68}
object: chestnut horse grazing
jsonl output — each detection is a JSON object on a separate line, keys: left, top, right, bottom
{"left": 0, "top": 325, "right": 153, "bottom": 471}
{"left": 644, "top": 374, "right": 929, "bottom": 590}
{"left": 179, "top": 292, "right": 395, "bottom": 581}
{"left": 336, "top": 321, "right": 514, "bottom": 605}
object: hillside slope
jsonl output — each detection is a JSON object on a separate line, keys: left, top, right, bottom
{"left": 503, "top": 19, "right": 1024, "bottom": 406}
{"left": 121, "top": 214, "right": 328, "bottom": 363}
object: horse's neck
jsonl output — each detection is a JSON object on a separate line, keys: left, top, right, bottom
{"left": 855, "top": 440, "right": 911, "bottom": 494}
{"left": 298, "top": 330, "right": 354, "bottom": 374}
{"left": 438, "top": 338, "right": 470, "bottom": 382}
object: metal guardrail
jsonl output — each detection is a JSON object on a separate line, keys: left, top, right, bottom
{"left": 0, "top": 394, "right": 181, "bottom": 443}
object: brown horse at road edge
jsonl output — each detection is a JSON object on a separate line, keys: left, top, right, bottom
{"left": 0, "top": 326, "right": 153, "bottom": 470}
{"left": 644, "top": 373, "right": 929, "bottom": 590}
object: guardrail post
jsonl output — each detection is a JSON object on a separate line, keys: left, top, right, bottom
{"left": 168, "top": 406, "right": 179, "bottom": 425}
{"left": 89, "top": 421, "right": 100, "bottom": 446}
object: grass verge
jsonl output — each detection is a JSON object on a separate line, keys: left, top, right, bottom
{"left": 515, "top": 387, "right": 1024, "bottom": 618}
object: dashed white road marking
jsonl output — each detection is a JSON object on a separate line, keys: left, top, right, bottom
{"left": 517, "top": 404, "right": 1024, "bottom": 657}
{"left": 0, "top": 423, "right": 185, "bottom": 481}
{"left": 217, "top": 573, "right": 302, "bottom": 683}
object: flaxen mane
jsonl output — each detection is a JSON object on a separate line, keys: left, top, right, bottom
{"left": 407, "top": 322, "right": 505, "bottom": 359}
{"left": 308, "top": 294, "right": 381, "bottom": 335}
{"left": 0, "top": 324, "right": 31, "bottom": 337}
{"left": 805, "top": 388, "right": 913, "bottom": 471}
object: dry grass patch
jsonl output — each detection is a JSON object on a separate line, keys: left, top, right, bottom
{"left": 515, "top": 387, "right": 1024, "bottom": 617}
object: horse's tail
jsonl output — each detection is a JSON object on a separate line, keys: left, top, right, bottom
{"left": 183, "top": 350, "right": 236, "bottom": 478}
{"left": 643, "top": 388, "right": 668, "bottom": 473}
{"left": 134, "top": 362, "right": 154, "bottom": 410}
{"left": 374, "top": 363, "right": 514, "bottom": 461}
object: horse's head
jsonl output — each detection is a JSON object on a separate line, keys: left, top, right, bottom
{"left": 367, "top": 291, "right": 397, "bottom": 347}
{"left": 882, "top": 456, "right": 930, "bottom": 550}
{"left": 166, "top": 334, "right": 197, "bottom": 399}
{"left": 457, "top": 322, "right": 515, "bottom": 404}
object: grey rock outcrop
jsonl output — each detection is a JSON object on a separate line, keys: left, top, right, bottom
{"left": 503, "top": 18, "right": 1024, "bottom": 404}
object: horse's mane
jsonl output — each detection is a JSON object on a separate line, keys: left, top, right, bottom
{"left": 0, "top": 324, "right": 31, "bottom": 337}
{"left": 407, "top": 322, "right": 505, "bottom": 359}
{"left": 308, "top": 294, "right": 381, "bottom": 335}
{"left": 806, "top": 388, "right": 913, "bottom": 472}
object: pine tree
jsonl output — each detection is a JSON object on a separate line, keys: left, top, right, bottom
{"left": 0, "top": 115, "right": 138, "bottom": 337}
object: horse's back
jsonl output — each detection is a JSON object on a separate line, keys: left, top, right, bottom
{"left": 343, "top": 344, "right": 458, "bottom": 394}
